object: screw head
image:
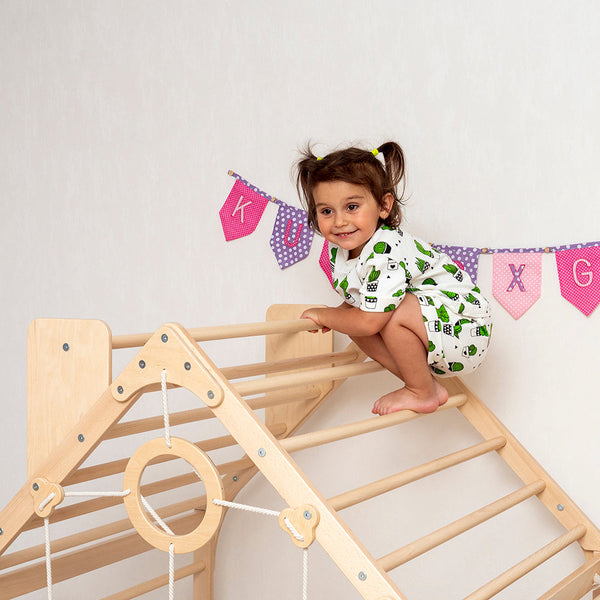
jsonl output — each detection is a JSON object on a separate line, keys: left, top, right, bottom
{"left": 161, "top": 334, "right": 168, "bottom": 343}
{"left": 138, "top": 360, "right": 146, "bottom": 369}
{"left": 62, "top": 343, "right": 70, "bottom": 351}
{"left": 32, "top": 483, "right": 39, "bottom": 491}
{"left": 117, "top": 385, "right": 124, "bottom": 394}
{"left": 303, "top": 510, "right": 312, "bottom": 520}
{"left": 184, "top": 362, "right": 191, "bottom": 371}
{"left": 358, "top": 571, "right": 367, "bottom": 581}
{"left": 557, "top": 504, "right": 565, "bottom": 511}
{"left": 207, "top": 390, "right": 215, "bottom": 400}
{"left": 0, "top": 528, "right": 3, "bottom": 535}
{"left": 258, "top": 448, "right": 266, "bottom": 457}
{"left": 78, "top": 434, "right": 85, "bottom": 442}
{"left": 233, "top": 475, "right": 239, "bottom": 482}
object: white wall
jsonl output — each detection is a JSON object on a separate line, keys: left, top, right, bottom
{"left": 1, "top": 1, "right": 599, "bottom": 598}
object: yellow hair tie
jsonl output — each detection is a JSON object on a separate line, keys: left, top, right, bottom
{"left": 371, "top": 148, "right": 379, "bottom": 157}
{"left": 317, "top": 156, "right": 323, "bottom": 161}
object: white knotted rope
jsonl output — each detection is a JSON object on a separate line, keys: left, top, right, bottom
{"left": 41, "top": 489, "right": 131, "bottom": 600}
{"left": 161, "top": 369, "right": 172, "bottom": 448}
{"left": 592, "top": 573, "right": 600, "bottom": 590}
{"left": 212, "top": 498, "right": 308, "bottom": 599}
{"left": 44, "top": 517, "right": 53, "bottom": 600}
{"left": 168, "top": 543, "right": 175, "bottom": 600}
{"left": 141, "top": 495, "right": 175, "bottom": 536}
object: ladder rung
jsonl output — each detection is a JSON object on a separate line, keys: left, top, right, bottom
{"left": 379, "top": 480, "right": 546, "bottom": 572}
{"left": 100, "top": 562, "right": 205, "bottom": 600}
{"left": 330, "top": 436, "right": 506, "bottom": 511}
{"left": 281, "top": 394, "right": 468, "bottom": 453}
{"left": 105, "top": 387, "right": 317, "bottom": 440}
{"left": 68, "top": 423, "right": 286, "bottom": 486}
{"left": 112, "top": 318, "right": 321, "bottom": 349}
{"left": 234, "top": 360, "right": 385, "bottom": 396}
{"left": 462, "top": 525, "right": 587, "bottom": 600}
{"left": 221, "top": 350, "right": 359, "bottom": 380}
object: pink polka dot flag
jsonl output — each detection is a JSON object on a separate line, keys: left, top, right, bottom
{"left": 492, "top": 252, "right": 542, "bottom": 319}
{"left": 556, "top": 247, "right": 600, "bottom": 316}
{"left": 219, "top": 179, "right": 270, "bottom": 241}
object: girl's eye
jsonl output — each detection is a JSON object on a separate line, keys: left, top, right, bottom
{"left": 347, "top": 204, "right": 359, "bottom": 211}
{"left": 320, "top": 208, "right": 332, "bottom": 216}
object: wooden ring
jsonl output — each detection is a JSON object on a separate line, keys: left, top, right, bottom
{"left": 123, "top": 437, "right": 224, "bottom": 553}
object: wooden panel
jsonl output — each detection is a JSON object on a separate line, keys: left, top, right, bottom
{"left": 27, "top": 319, "right": 111, "bottom": 476}
{"left": 264, "top": 304, "right": 335, "bottom": 437}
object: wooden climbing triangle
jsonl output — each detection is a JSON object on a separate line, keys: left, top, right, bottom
{"left": 0, "top": 304, "right": 599, "bottom": 599}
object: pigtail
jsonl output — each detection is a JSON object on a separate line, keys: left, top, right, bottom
{"left": 294, "top": 144, "right": 321, "bottom": 231}
{"left": 377, "top": 141, "right": 406, "bottom": 203}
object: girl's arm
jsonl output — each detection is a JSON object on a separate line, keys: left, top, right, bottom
{"left": 301, "top": 304, "right": 393, "bottom": 337}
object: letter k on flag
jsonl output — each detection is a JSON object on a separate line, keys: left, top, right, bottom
{"left": 493, "top": 252, "right": 542, "bottom": 319}
{"left": 220, "top": 179, "right": 270, "bottom": 241}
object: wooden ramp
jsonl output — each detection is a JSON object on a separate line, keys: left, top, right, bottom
{"left": 0, "top": 305, "right": 599, "bottom": 599}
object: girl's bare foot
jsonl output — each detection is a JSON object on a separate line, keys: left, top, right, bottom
{"left": 372, "top": 379, "right": 448, "bottom": 415}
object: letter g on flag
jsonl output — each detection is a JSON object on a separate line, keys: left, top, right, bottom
{"left": 556, "top": 246, "right": 600, "bottom": 316}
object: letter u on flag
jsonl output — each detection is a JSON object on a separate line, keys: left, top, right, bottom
{"left": 556, "top": 246, "right": 600, "bottom": 316}
{"left": 219, "top": 179, "right": 270, "bottom": 241}
{"left": 493, "top": 252, "right": 542, "bottom": 319}
{"left": 270, "top": 203, "right": 314, "bottom": 269}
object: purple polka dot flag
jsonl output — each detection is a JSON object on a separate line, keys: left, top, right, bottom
{"left": 433, "top": 245, "right": 482, "bottom": 284}
{"left": 270, "top": 203, "right": 314, "bottom": 270}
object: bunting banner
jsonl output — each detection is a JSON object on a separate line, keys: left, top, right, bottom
{"left": 556, "top": 246, "right": 600, "bottom": 316}
{"left": 221, "top": 170, "right": 600, "bottom": 318}
{"left": 492, "top": 253, "right": 542, "bottom": 319}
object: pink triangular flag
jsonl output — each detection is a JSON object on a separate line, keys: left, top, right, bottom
{"left": 219, "top": 180, "right": 270, "bottom": 241}
{"left": 556, "top": 247, "right": 600, "bottom": 316}
{"left": 493, "top": 252, "right": 542, "bottom": 319}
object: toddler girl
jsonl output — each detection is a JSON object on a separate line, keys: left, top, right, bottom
{"left": 296, "top": 142, "right": 492, "bottom": 415}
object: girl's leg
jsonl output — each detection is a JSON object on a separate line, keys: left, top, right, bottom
{"left": 372, "top": 294, "right": 448, "bottom": 414}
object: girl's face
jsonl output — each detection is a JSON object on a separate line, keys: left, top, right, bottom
{"left": 313, "top": 181, "right": 393, "bottom": 259}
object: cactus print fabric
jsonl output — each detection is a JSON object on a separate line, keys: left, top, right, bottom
{"left": 330, "top": 226, "right": 492, "bottom": 376}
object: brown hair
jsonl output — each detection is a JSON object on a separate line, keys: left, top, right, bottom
{"left": 295, "top": 141, "right": 406, "bottom": 233}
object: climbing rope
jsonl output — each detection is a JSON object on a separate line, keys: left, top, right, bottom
{"left": 212, "top": 498, "right": 309, "bottom": 599}
{"left": 40, "top": 489, "right": 132, "bottom": 600}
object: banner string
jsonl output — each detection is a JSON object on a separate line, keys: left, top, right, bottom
{"left": 228, "top": 170, "right": 600, "bottom": 255}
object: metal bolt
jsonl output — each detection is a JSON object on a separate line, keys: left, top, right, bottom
{"left": 78, "top": 434, "right": 85, "bottom": 443}
{"left": 557, "top": 504, "right": 565, "bottom": 511}
{"left": 117, "top": 385, "right": 124, "bottom": 394}
{"left": 0, "top": 528, "right": 3, "bottom": 535}
{"left": 258, "top": 448, "right": 266, "bottom": 457}
{"left": 207, "top": 390, "right": 215, "bottom": 400}
{"left": 32, "top": 483, "right": 39, "bottom": 491}
{"left": 358, "top": 571, "right": 367, "bottom": 581}
{"left": 233, "top": 475, "right": 239, "bottom": 482}
{"left": 139, "top": 360, "right": 146, "bottom": 369}
{"left": 161, "top": 334, "right": 168, "bottom": 343}
{"left": 303, "top": 510, "right": 312, "bottom": 520}
{"left": 62, "top": 343, "right": 70, "bottom": 351}
{"left": 184, "top": 362, "right": 191, "bottom": 371}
